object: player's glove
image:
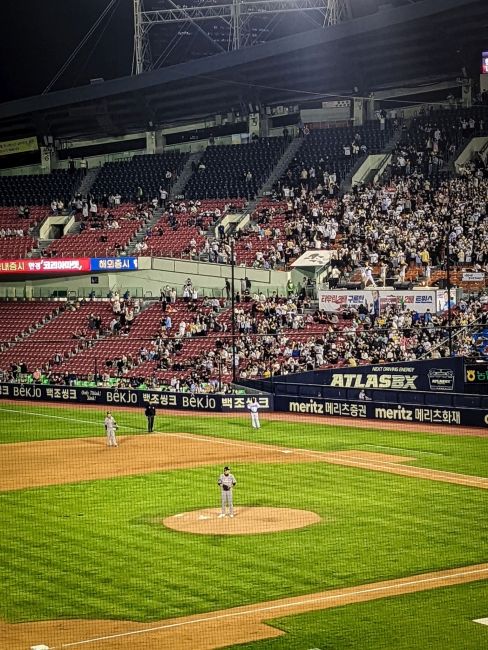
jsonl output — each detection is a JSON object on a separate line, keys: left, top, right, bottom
{"left": 222, "top": 484, "right": 230, "bottom": 491}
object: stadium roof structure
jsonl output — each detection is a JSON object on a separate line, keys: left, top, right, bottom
{"left": 1, "top": 0, "right": 487, "bottom": 141}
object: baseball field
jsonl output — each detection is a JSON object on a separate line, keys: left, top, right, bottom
{"left": 0, "top": 401, "right": 487, "bottom": 649}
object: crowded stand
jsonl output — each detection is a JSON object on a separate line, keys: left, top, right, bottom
{"left": 90, "top": 152, "right": 188, "bottom": 204}
{"left": 218, "top": 161, "right": 487, "bottom": 280}
{"left": 331, "top": 174, "right": 488, "bottom": 288}
{"left": 43, "top": 202, "right": 151, "bottom": 258}
{"left": 0, "top": 101, "right": 486, "bottom": 390}
{"left": 0, "top": 290, "right": 486, "bottom": 391}
{"left": 205, "top": 197, "right": 339, "bottom": 269}
{"left": 183, "top": 137, "right": 286, "bottom": 200}
{"left": 144, "top": 199, "right": 246, "bottom": 258}
{"left": 277, "top": 120, "right": 394, "bottom": 200}
{"left": 391, "top": 106, "right": 488, "bottom": 180}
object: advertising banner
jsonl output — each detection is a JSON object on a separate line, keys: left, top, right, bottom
{"left": 259, "top": 358, "right": 465, "bottom": 395}
{"left": 461, "top": 272, "right": 485, "bottom": 282}
{"left": 0, "top": 383, "right": 273, "bottom": 413}
{"left": 0, "top": 258, "right": 91, "bottom": 274}
{"left": 318, "top": 289, "right": 437, "bottom": 314}
{"left": 90, "top": 257, "right": 138, "bottom": 272}
{"left": 0, "top": 135, "right": 38, "bottom": 157}
{"left": 0, "top": 257, "right": 138, "bottom": 275}
{"left": 465, "top": 363, "right": 488, "bottom": 385}
{"left": 275, "top": 395, "right": 488, "bottom": 428}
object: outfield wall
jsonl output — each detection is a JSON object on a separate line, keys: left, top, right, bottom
{"left": 274, "top": 395, "right": 488, "bottom": 428}
{"left": 1, "top": 380, "right": 487, "bottom": 427}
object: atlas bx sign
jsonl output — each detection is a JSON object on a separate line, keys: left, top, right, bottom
{"left": 328, "top": 366, "right": 455, "bottom": 392}
{"left": 278, "top": 358, "right": 463, "bottom": 394}
{"left": 0, "top": 257, "right": 138, "bottom": 274}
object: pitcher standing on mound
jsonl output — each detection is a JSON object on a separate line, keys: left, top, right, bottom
{"left": 218, "top": 466, "right": 236, "bottom": 517}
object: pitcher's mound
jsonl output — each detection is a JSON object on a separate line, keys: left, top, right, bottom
{"left": 163, "top": 507, "right": 321, "bottom": 535}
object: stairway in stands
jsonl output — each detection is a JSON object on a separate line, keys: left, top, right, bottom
{"left": 258, "top": 137, "right": 303, "bottom": 197}
{"left": 341, "top": 125, "right": 404, "bottom": 192}
{"left": 126, "top": 209, "right": 163, "bottom": 255}
{"left": 76, "top": 167, "right": 101, "bottom": 197}
{"left": 170, "top": 151, "right": 204, "bottom": 199}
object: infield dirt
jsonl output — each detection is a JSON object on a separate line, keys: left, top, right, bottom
{"left": 1, "top": 431, "right": 486, "bottom": 491}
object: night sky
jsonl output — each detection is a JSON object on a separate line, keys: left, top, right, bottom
{"left": 1, "top": 0, "right": 479, "bottom": 105}
{"left": 1, "top": 0, "right": 133, "bottom": 103}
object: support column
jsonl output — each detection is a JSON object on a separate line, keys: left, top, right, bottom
{"left": 40, "top": 146, "right": 53, "bottom": 174}
{"left": 461, "top": 79, "right": 472, "bottom": 108}
{"left": 146, "top": 131, "right": 156, "bottom": 155}
{"left": 249, "top": 113, "right": 260, "bottom": 139}
{"left": 365, "top": 94, "right": 375, "bottom": 121}
{"left": 155, "top": 131, "right": 166, "bottom": 153}
{"left": 481, "top": 73, "right": 488, "bottom": 93}
{"left": 352, "top": 98, "right": 364, "bottom": 126}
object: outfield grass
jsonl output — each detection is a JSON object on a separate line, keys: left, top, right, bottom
{"left": 0, "top": 403, "right": 487, "bottom": 477}
{"left": 1, "top": 462, "right": 487, "bottom": 623}
{"left": 235, "top": 582, "right": 488, "bottom": 649}
{"left": 1, "top": 400, "right": 487, "bottom": 645}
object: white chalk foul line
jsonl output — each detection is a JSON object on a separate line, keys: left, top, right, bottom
{"left": 0, "top": 406, "right": 103, "bottom": 428}
{"left": 51, "top": 566, "right": 488, "bottom": 648}
{"left": 362, "top": 443, "right": 445, "bottom": 457}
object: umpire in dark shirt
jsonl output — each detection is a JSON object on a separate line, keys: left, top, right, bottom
{"left": 145, "top": 403, "right": 156, "bottom": 432}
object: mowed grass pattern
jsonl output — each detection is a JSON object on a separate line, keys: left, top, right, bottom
{"left": 236, "top": 582, "right": 488, "bottom": 649}
{"left": 0, "top": 400, "right": 487, "bottom": 649}
{"left": 1, "top": 462, "right": 487, "bottom": 623}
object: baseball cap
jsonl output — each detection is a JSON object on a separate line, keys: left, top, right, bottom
{"left": 224, "top": 466, "right": 230, "bottom": 471}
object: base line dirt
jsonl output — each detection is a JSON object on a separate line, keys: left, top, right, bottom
{"left": 1, "top": 431, "right": 487, "bottom": 491}
{"left": 2, "top": 563, "right": 487, "bottom": 650}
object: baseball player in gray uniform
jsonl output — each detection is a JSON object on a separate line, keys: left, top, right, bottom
{"left": 247, "top": 397, "right": 261, "bottom": 429}
{"left": 104, "top": 412, "right": 118, "bottom": 447}
{"left": 218, "top": 466, "right": 236, "bottom": 517}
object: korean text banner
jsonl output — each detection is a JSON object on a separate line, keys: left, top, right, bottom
{"left": 0, "top": 258, "right": 91, "bottom": 274}
{"left": 0, "top": 383, "right": 273, "bottom": 413}
{"left": 0, "top": 136, "right": 38, "bottom": 157}
{"left": 318, "top": 289, "right": 437, "bottom": 314}
{"left": 90, "top": 257, "right": 138, "bottom": 272}
{"left": 274, "top": 395, "right": 488, "bottom": 428}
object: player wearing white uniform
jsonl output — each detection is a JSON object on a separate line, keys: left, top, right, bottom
{"left": 247, "top": 398, "right": 261, "bottom": 429}
{"left": 218, "top": 467, "right": 236, "bottom": 517}
{"left": 104, "top": 412, "right": 118, "bottom": 447}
